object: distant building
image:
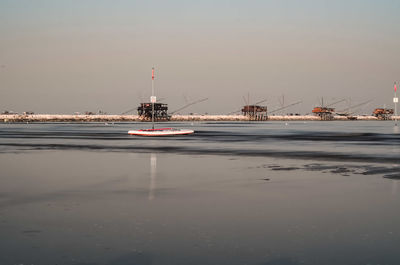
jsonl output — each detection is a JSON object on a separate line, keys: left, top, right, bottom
{"left": 241, "top": 105, "right": 268, "bottom": 120}
{"left": 373, "top": 108, "right": 394, "bottom": 120}
{"left": 312, "top": 107, "right": 335, "bottom": 120}
{"left": 137, "top": 103, "right": 170, "bottom": 121}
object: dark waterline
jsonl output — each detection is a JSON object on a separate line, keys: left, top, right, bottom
{"left": 0, "top": 121, "right": 399, "bottom": 163}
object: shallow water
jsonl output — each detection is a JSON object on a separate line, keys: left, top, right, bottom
{"left": 0, "top": 121, "right": 399, "bottom": 265}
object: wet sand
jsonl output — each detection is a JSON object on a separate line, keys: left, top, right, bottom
{"left": 0, "top": 121, "right": 399, "bottom": 264}
{"left": 1, "top": 150, "right": 400, "bottom": 265}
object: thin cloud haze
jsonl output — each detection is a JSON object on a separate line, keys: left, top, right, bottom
{"left": 1, "top": 0, "right": 399, "bottom": 114}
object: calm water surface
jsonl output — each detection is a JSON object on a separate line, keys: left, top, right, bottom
{"left": 0, "top": 121, "right": 399, "bottom": 265}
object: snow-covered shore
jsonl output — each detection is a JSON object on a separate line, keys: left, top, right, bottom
{"left": 1, "top": 114, "right": 397, "bottom": 122}
{"left": 0, "top": 114, "right": 139, "bottom": 122}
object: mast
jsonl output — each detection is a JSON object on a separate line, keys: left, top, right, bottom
{"left": 151, "top": 67, "right": 155, "bottom": 129}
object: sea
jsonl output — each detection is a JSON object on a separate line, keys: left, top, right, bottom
{"left": 0, "top": 121, "right": 399, "bottom": 265}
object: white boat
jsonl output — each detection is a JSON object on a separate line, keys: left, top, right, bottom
{"left": 128, "top": 128, "right": 194, "bottom": 136}
{"left": 128, "top": 67, "right": 195, "bottom": 137}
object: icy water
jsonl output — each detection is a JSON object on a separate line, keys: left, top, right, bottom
{"left": 0, "top": 121, "right": 399, "bottom": 265}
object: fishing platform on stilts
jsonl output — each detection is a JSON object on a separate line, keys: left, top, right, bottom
{"left": 137, "top": 102, "right": 170, "bottom": 121}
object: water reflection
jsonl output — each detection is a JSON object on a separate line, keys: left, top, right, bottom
{"left": 148, "top": 153, "right": 157, "bottom": 201}
{"left": 393, "top": 124, "right": 399, "bottom": 134}
{"left": 392, "top": 180, "right": 398, "bottom": 195}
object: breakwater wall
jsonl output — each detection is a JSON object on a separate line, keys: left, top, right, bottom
{"left": 1, "top": 114, "right": 396, "bottom": 122}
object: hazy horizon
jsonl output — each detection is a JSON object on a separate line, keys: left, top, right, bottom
{"left": 1, "top": 0, "right": 399, "bottom": 115}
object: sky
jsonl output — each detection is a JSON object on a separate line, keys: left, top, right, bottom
{"left": 1, "top": 0, "right": 399, "bottom": 114}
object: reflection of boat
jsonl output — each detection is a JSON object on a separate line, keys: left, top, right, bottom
{"left": 128, "top": 128, "right": 194, "bottom": 136}
{"left": 149, "top": 153, "right": 156, "bottom": 200}
{"left": 128, "top": 67, "right": 194, "bottom": 137}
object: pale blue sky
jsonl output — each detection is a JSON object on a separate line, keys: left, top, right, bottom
{"left": 1, "top": 0, "right": 399, "bottom": 114}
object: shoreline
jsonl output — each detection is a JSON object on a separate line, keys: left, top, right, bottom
{"left": 0, "top": 114, "right": 398, "bottom": 122}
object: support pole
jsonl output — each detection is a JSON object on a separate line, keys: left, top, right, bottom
{"left": 394, "top": 82, "right": 398, "bottom": 126}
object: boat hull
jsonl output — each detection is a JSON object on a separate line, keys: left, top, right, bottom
{"left": 128, "top": 128, "right": 194, "bottom": 136}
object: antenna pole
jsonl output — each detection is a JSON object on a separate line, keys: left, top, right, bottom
{"left": 394, "top": 82, "right": 398, "bottom": 126}
{"left": 348, "top": 98, "right": 351, "bottom": 116}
